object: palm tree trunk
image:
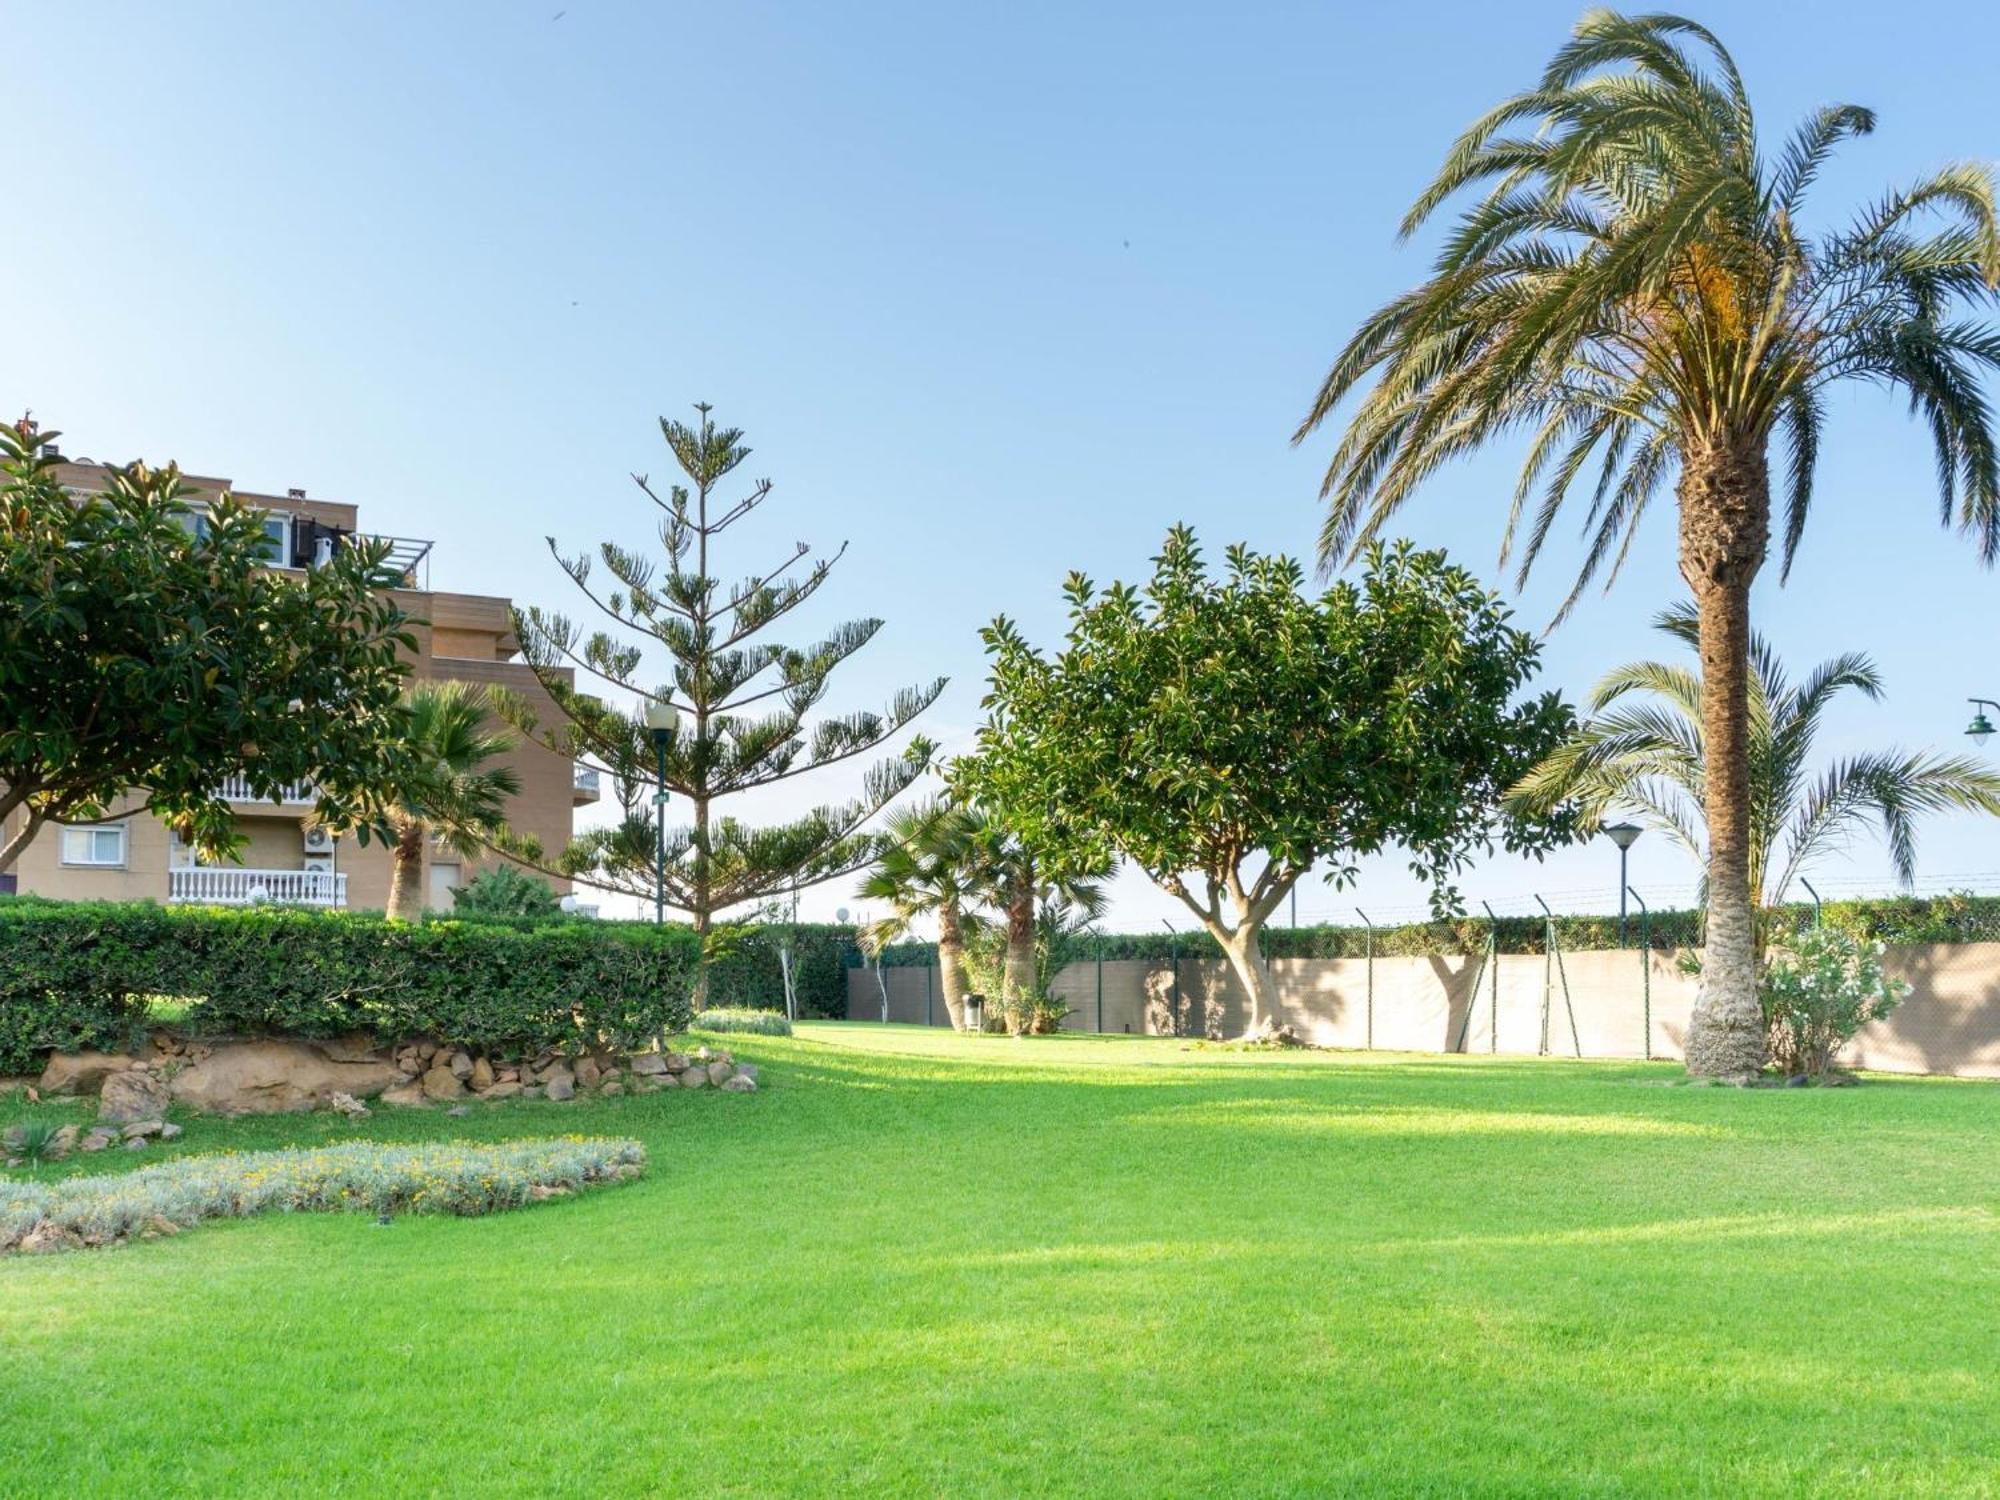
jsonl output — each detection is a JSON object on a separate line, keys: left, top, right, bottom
{"left": 1003, "top": 884, "right": 1036, "bottom": 1032}
{"left": 936, "top": 902, "right": 970, "bottom": 1032}
{"left": 386, "top": 818, "right": 427, "bottom": 925}
{"left": 1678, "top": 434, "right": 1771, "bottom": 1081}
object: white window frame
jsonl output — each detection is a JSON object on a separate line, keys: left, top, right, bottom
{"left": 59, "top": 823, "right": 129, "bottom": 868}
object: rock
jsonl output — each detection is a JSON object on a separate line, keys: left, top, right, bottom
{"left": 79, "top": 1129, "right": 117, "bottom": 1153}
{"left": 630, "top": 1053, "right": 668, "bottom": 1077}
{"left": 20, "top": 1222, "right": 82, "bottom": 1255}
{"left": 417, "top": 1041, "right": 438, "bottom": 1062}
{"left": 714, "top": 1050, "right": 734, "bottom": 1066}
{"left": 574, "top": 1057, "right": 602, "bottom": 1089}
{"left": 482, "top": 1080, "right": 522, "bottom": 1101}
{"left": 421, "top": 1066, "right": 465, "bottom": 1102}
{"left": 50, "top": 1125, "right": 79, "bottom": 1159}
{"left": 600, "top": 1081, "right": 623, "bottom": 1097}
{"left": 693, "top": 1046, "right": 712, "bottom": 1063}
{"left": 633, "top": 1077, "right": 661, "bottom": 1094}
{"left": 448, "top": 1050, "right": 474, "bottom": 1080}
{"left": 159, "top": 1122, "right": 183, "bottom": 1141}
{"left": 680, "top": 1068, "right": 707, "bottom": 1090}
{"left": 721, "top": 1075, "right": 757, "bottom": 1093}
{"left": 143, "top": 1215, "right": 181, "bottom": 1238}
{"left": 497, "top": 1068, "right": 520, "bottom": 1084}
{"left": 121, "top": 1119, "right": 165, "bottom": 1140}
{"left": 380, "top": 1083, "right": 429, "bottom": 1109}
{"left": 328, "top": 1091, "right": 371, "bottom": 1118}
{"left": 663, "top": 1052, "right": 690, "bottom": 1074}
{"left": 734, "top": 1063, "right": 758, "bottom": 1083}
{"left": 99, "top": 1068, "right": 173, "bottom": 1124}
{"left": 446, "top": 1104, "right": 470, "bottom": 1118}
{"left": 124, "top": 1136, "right": 148, "bottom": 1151}
{"left": 519, "top": 1085, "right": 544, "bottom": 1100}
{"left": 544, "top": 1068, "right": 576, "bottom": 1102}
{"left": 706, "top": 1061, "right": 733, "bottom": 1086}
{"left": 316, "top": 1031, "right": 385, "bottom": 1064}
{"left": 37, "top": 1050, "right": 135, "bottom": 1096}
{"left": 168, "top": 1039, "right": 403, "bottom": 1117}
{"left": 396, "top": 1052, "right": 424, "bottom": 1077}
{"left": 470, "top": 1058, "right": 495, "bottom": 1091}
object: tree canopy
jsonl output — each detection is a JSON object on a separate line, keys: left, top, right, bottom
{"left": 0, "top": 420, "right": 414, "bottom": 872}
{"left": 953, "top": 528, "right": 1575, "bottom": 1032}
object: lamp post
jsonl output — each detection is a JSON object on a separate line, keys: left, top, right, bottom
{"left": 643, "top": 699, "right": 680, "bottom": 924}
{"left": 1603, "top": 822, "right": 1642, "bottom": 946}
{"left": 1966, "top": 699, "right": 2000, "bottom": 747}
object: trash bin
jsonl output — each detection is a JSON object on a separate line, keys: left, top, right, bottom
{"left": 963, "top": 993, "right": 986, "bottom": 1034}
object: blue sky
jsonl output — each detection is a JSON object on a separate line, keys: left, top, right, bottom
{"left": 8, "top": 1, "right": 2000, "bottom": 927}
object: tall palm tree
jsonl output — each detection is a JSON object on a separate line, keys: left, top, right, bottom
{"left": 857, "top": 799, "right": 991, "bottom": 1031}
{"left": 380, "top": 683, "right": 521, "bottom": 924}
{"left": 1295, "top": 11, "right": 2000, "bottom": 1077}
{"left": 1510, "top": 604, "right": 2000, "bottom": 942}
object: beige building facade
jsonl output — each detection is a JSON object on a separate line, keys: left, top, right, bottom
{"left": 3, "top": 461, "right": 596, "bottom": 913}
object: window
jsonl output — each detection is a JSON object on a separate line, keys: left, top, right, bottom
{"left": 173, "top": 509, "right": 292, "bottom": 564}
{"left": 59, "top": 824, "right": 128, "bottom": 867}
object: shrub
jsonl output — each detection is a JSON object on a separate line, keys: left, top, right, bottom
{"left": 449, "top": 866, "right": 565, "bottom": 921}
{"left": 1, "top": 1137, "right": 646, "bottom": 1253}
{"left": 692, "top": 1007, "right": 793, "bottom": 1036}
{"left": 0, "top": 898, "right": 700, "bottom": 1072}
{"left": 1761, "top": 927, "right": 1908, "bottom": 1079}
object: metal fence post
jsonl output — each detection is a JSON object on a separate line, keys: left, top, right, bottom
{"left": 1801, "top": 877, "right": 1824, "bottom": 929}
{"left": 1534, "top": 895, "right": 1582, "bottom": 1058}
{"left": 1488, "top": 907, "right": 1500, "bottom": 1053}
{"left": 1629, "top": 885, "right": 1651, "bottom": 1061}
{"left": 925, "top": 960, "right": 933, "bottom": 1028}
{"left": 1356, "top": 907, "right": 1375, "bottom": 1050}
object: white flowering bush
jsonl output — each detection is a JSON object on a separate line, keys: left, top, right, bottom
{"left": 693, "top": 1007, "right": 793, "bottom": 1036}
{"left": 1762, "top": 926, "right": 1908, "bottom": 1079}
{"left": 1, "top": 1136, "right": 645, "bottom": 1254}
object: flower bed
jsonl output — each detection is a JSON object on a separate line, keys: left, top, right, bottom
{"left": 1, "top": 1136, "right": 646, "bottom": 1255}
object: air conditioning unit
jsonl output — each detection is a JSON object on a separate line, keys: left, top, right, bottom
{"left": 303, "top": 854, "right": 334, "bottom": 875}
{"left": 302, "top": 827, "right": 335, "bottom": 854}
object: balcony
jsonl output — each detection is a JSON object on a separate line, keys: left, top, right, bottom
{"left": 218, "top": 774, "right": 317, "bottom": 805}
{"left": 169, "top": 867, "right": 347, "bottom": 908}
{"left": 573, "top": 765, "right": 601, "bottom": 805}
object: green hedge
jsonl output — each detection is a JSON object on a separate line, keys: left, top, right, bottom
{"left": 848, "top": 894, "right": 2000, "bottom": 969}
{"left": 0, "top": 899, "right": 701, "bottom": 1074}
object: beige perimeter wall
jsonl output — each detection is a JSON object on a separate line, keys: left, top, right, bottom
{"left": 847, "top": 943, "right": 2000, "bottom": 1080}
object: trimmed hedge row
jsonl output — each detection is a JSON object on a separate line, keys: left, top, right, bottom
{"left": 0, "top": 899, "right": 700, "bottom": 1074}
{"left": 858, "top": 893, "right": 2000, "bottom": 968}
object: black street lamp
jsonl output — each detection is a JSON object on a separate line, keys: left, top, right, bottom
{"left": 1604, "top": 821, "right": 1643, "bottom": 945}
{"left": 643, "top": 699, "right": 680, "bottom": 924}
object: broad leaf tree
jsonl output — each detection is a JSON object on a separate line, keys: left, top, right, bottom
{"left": 499, "top": 405, "right": 942, "bottom": 998}
{"left": 954, "top": 528, "right": 1574, "bottom": 1036}
{"left": 0, "top": 420, "right": 413, "bottom": 872}
{"left": 1295, "top": 11, "right": 2000, "bottom": 1077}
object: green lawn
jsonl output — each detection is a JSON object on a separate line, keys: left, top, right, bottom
{"left": 4, "top": 1024, "right": 1998, "bottom": 1497}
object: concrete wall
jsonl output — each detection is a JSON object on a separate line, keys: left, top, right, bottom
{"left": 847, "top": 942, "right": 2000, "bottom": 1080}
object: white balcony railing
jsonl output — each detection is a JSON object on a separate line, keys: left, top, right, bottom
{"left": 573, "top": 766, "right": 601, "bottom": 801}
{"left": 217, "top": 773, "right": 317, "bottom": 804}
{"left": 169, "top": 867, "right": 347, "bottom": 907}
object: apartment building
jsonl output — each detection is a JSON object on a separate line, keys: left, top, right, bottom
{"left": 2, "top": 460, "right": 598, "bottom": 912}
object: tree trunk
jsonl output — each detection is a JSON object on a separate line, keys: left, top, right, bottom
{"left": 1221, "top": 925, "right": 1281, "bottom": 1037}
{"left": 1003, "top": 885, "right": 1036, "bottom": 1033}
{"left": 1678, "top": 433, "right": 1771, "bottom": 1081}
{"left": 936, "top": 902, "right": 969, "bottom": 1032}
{"left": 386, "top": 818, "right": 427, "bottom": 924}
{"left": 691, "top": 902, "right": 712, "bottom": 1012}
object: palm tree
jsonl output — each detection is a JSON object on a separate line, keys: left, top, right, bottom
{"left": 380, "top": 683, "right": 521, "bottom": 924}
{"left": 1295, "top": 11, "right": 2000, "bottom": 1077}
{"left": 976, "top": 828, "right": 1106, "bottom": 1033}
{"left": 857, "top": 799, "right": 990, "bottom": 1031}
{"left": 1510, "top": 604, "right": 2000, "bottom": 943}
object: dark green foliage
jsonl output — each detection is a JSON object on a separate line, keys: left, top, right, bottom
{"left": 0, "top": 422, "right": 415, "bottom": 868}
{"left": 0, "top": 899, "right": 699, "bottom": 1073}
